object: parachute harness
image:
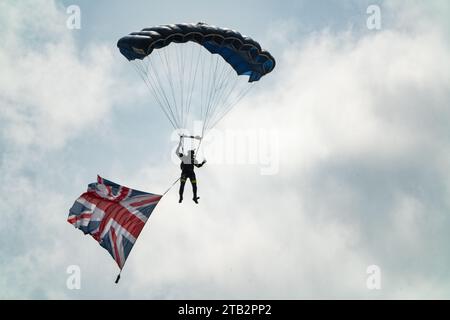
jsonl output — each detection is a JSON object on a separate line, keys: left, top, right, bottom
{"left": 162, "top": 135, "right": 203, "bottom": 197}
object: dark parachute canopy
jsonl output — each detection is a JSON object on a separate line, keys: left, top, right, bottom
{"left": 117, "top": 22, "right": 276, "bottom": 136}
{"left": 118, "top": 22, "right": 276, "bottom": 82}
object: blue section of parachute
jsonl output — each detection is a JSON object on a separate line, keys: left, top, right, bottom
{"left": 117, "top": 22, "right": 276, "bottom": 82}
{"left": 202, "top": 41, "right": 260, "bottom": 81}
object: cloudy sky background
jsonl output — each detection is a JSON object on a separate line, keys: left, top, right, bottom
{"left": 1, "top": 0, "right": 449, "bottom": 299}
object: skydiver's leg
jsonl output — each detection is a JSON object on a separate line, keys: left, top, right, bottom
{"left": 179, "top": 175, "right": 187, "bottom": 203}
{"left": 191, "top": 174, "right": 199, "bottom": 204}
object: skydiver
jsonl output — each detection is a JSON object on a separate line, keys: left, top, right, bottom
{"left": 176, "top": 136, "right": 206, "bottom": 204}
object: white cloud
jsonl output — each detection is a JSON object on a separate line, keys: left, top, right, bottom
{"left": 0, "top": 0, "right": 116, "bottom": 149}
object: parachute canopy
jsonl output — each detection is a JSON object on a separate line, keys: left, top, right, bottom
{"left": 118, "top": 22, "right": 276, "bottom": 136}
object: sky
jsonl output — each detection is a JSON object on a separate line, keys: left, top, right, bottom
{"left": 0, "top": 0, "right": 449, "bottom": 299}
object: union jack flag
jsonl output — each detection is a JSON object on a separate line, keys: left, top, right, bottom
{"left": 68, "top": 176, "right": 162, "bottom": 270}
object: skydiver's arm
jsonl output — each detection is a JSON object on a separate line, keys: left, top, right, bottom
{"left": 176, "top": 139, "right": 183, "bottom": 158}
{"left": 194, "top": 159, "right": 207, "bottom": 168}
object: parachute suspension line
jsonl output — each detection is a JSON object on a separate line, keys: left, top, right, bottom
{"left": 202, "top": 57, "right": 240, "bottom": 134}
{"left": 182, "top": 43, "right": 192, "bottom": 128}
{"left": 214, "top": 84, "right": 254, "bottom": 129}
{"left": 194, "top": 136, "right": 204, "bottom": 162}
{"left": 206, "top": 55, "right": 223, "bottom": 120}
{"left": 203, "top": 72, "right": 241, "bottom": 132}
{"left": 155, "top": 49, "right": 181, "bottom": 129}
{"left": 133, "top": 43, "right": 256, "bottom": 138}
{"left": 202, "top": 54, "right": 221, "bottom": 136}
{"left": 180, "top": 44, "right": 192, "bottom": 129}
{"left": 208, "top": 83, "right": 255, "bottom": 132}
{"left": 206, "top": 54, "right": 221, "bottom": 118}
{"left": 132, "top": 61, "right": 178, "bottom": 130}
{"left": 201, "top": 56, "right": 215, "bottom": 136}
{"left": 200, "top": 47, "right": 207, "bottom": 124}
{"left": 207, "top": 60, "right": 231, "bottom": 112}
{"left": 145, "top": 57, "right": 180, "bottom": 129}
{"left": 143, "top": 59, "right": 181, "bottom": 129}
{"left": 201, "top": 52, "right": 215, "bottom": 130}
{"left": 159, "top": 49, "right": 182, "bottom": 128}
{"left": 168, "top": 47, "right": 184, "bottom": 128}
{"left": 184, "top": 43, "right": 203, "bottom": 130}
{"left": 136, "top": 58, "right": 174, "bottom": 128}
{"left": 174, "top": 44, "right": 185, "bottom": 129}
{"left": 179, "top": 43, "right": 193, "bottom": 130}
{"left": 174, "top": 44, "right": 183, "bottom": 130}
{"left": 200, "top": 48, "right": 209, "bottom": 128}
{"left": 203, "top": 66, "right": 236, "bottom": 132}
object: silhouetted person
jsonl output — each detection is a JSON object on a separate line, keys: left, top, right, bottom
{"left": 176, "top": 138, "right": 206, "bottom": 204}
